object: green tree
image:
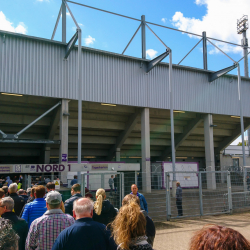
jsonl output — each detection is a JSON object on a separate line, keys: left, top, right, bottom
{"left": 237, "top": 141, "right": 248, "bottom": 146}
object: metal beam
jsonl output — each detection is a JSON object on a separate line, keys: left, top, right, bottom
{"left": 63, "top": 0, "right": 79, "bottom": 29}
{"left": 161, "top": 115, "right": 203, "bottom": 161}
{"left": 203, "top": 31, "right": 207, "bottom": 70}
{"left": 122, "top": 24, "right": 141, "bottom": 55}
{"left": 178, "top": 38, "right": 202, "bottom": 65}
{"left": 207, "top": 39, "right": 236, "bottom": 63}
{"left": 141, "top": 15, "right": 146, "bottom": 59}
{"left": 14, "top": 102, "right": 61, "bottom": 138}
{"left": 146, "top": 50, "right": 169, "bottom": 73}
{"left": 43, "top": 105, "right": 61, "bottom": 163}
{"left": 0, "top": 139, "right": 60, "bottom": 144}
{"left": 106, "top": 109, "right": 141, "bottom": 160}
{"left": 209, "top": 64, "right": 238, "bottom": 82}
{"left": 64, "top": 31, "right": 78, "bottom": 59}
{"left": 0, "top": 130, "right": 7, "bottom": 138}
{"left": 215, "top": 118, "right": 250, "bottom": 154}
{"left": 51, "top": 6, "right": 62, "bottom": 40}
{"left": 47, "top": 107, "right": 60, "bottom": 140}
{"left": 62, "top": 0, "right": 66, "bottom": 43}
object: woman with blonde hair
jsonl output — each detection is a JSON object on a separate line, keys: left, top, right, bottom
{"left": 111, "top": 201, "right": 153, "bottom": 250}
{"left": 92, "top": 188, "right": 117, "bottom": 226}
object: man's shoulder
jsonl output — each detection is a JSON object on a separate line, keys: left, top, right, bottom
{"left": 65, "top": 194, "right": 81, "bottom": 203}
{"left": 53, "top": 213, "right": 75, "bottom": 222}
{"left": 138, "top": 192, "right": 145, "bottom": 198}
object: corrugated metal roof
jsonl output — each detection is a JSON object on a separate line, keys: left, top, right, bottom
{"left": 1, "top": 30, "right": 250, "bottom": 117}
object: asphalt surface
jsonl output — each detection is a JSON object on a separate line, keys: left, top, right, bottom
{"left": 153, "top": 211, "right": 250, "bottom": 250}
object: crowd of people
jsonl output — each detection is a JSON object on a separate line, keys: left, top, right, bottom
{"left": 0, "top": 179, "right": 250, "bottom": 250}
{"left": 0, "top": 181, "right": 155, "bottom": 250}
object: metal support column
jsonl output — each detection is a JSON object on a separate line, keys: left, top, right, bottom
{"left": 121, "top": 172, "right": 125, "bottom": 201}
{"left": 62, "top": 0, "right": 66, "bottom": 43}
{"left": 44, "top": 147, "right": 51, "bottom": 164}
{"left": 242, "top": 30, "right": 249, "bottom": 77}
{"left": 77, "top": 28, "right": 82, "bottom": 164}
{"left": 51, "top": 172, "right": 54, "bottom": 182}
{"left": 116, "top": 148, "right": 120, "bottom": 162}
{"left": 28, "top": 175, "right": 31, "bottom": 188}
{"left": 227, "top": 171, "right": 232, "bottom": 213}
{"left": 135, "top": 171, "right": 138, "bottom": 186}
{"left": 59, "top": 99, "right": 69, "bottom": 183}
{"left": 141, "top": 108, "right": 151, "bottom": 193}
{"left": 165, "top": 172, "right": 171, "bottom": 221}
{"left": 23, "top": 174, "right": 27, "bottom": 190}
{"left": 141, "top": 15, "right": 146, "bottom": 59}
{"left": 198, "top": 172, "right": 203, "bottom": 216}
{"left": 204, "top": 114, "right": 216, "bottom": 189}
{"left": 203, "top": 31, "right": 208, "bottom": 70}
{"left": 81, "top": 174, "right": 85, "bottom": 197}
{"left": 169, "top": 50, "right": 177, "bottom": 197}
{"left": 242, "top": 29, "right": 250, "bottom": 155}
{"left": 101, "top": 174, "right": 104, "bottom": 189}
{"left": 238, "top": 64, "right": 246, "bottom": 168}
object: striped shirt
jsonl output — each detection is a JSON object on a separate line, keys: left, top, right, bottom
{"left": 25, "top": 209, "right": 75, "bottom": 250}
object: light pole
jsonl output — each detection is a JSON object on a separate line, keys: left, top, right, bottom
{"left": 237, "top": 15, "right": 249, "bottom": 156}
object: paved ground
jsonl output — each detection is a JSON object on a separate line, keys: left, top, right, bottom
{"left": 154, "top": 211, "right": 250, "bottom": 250}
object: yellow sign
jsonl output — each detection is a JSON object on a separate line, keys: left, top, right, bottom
{"left": 53, "top": 180, "right": 60, "bottom": 189}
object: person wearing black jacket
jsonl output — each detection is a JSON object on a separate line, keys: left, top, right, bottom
{"left": 122, "top": 194, "right": 156, "bottom": 247}
{"left": 18, "top": 189, "right": 29, "bottom": 203}
{"left": 93, "top": 188, "right": 117, "bottom": 227}
{"left": 8, "top": 183, "right": 25, "bottom": 216}
{"left": 19, "top": 187, "right": 36, "bottom": 217}
{"left": 0, "top": 197, "right": 28, "bottom": 250}
{"left": 65, "top": 183, "right": 82, "bottom": 216}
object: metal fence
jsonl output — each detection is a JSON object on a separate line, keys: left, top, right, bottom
{"left": 18, "top": 169, "right": 250, "bottom": 222}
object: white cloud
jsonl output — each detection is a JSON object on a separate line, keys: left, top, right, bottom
{"left": 85, "top": 35, "right": 95, "bottom": 46}
{"left": 171, "top": 0, "right": 250, "bottom": 54}
{"left": 37, "top": 0, "right": 49, "bottom": 2}
{"left": 146, "top": 49, "right": 158, "bottom": 59}
{"left": 78, "top": 23, "right": 83, "bottom": 27}
{"left": 161, "top": 18, "right": 167, "bottom": 23}
{"left": 66, "top": 12, "right": 70, "bottom": 16}
{"left": 0, "top": 11, "right": 27, "bottom": 34}
{"left": 231, "top": 135, "right": 248, "bottom": 145}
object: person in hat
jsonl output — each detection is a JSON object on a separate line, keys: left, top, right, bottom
{"left": 25, "top": 191, "right": 75, "bottom": 250}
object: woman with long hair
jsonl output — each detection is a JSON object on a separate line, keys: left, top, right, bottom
{"left": 92, "top": 188, "right": 117, "bottom": 226}
{"left": 111, "top": 201, "right": 153, "bottom": 250}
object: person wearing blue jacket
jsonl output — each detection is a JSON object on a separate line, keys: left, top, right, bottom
{"left": 130, "top": 184, "right": 148, "bottom": 213}
{"left": 22, "top": 185, "right": 47, "bottom": 227}
{"left": 52, "top": 198, "right": 117, "bottom": 250}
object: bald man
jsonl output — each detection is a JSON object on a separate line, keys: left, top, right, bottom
{"left": 130, "top": 184, "right": 148, "bottom": 213}
{"left": 52, "top": 198, "right": 117, "bottom": 250}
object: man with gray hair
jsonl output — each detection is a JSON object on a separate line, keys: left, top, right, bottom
{"left": 9, "top": 183, "right": 25, "bottom": 216}
{"left": 26, "top": 191, "right": 75, "bottom": 250}
{"left": 0, "top": 197, "right": 28, "bottom": 250}
{"left": 52, "top": 198, "right": 117, "bottom": 250}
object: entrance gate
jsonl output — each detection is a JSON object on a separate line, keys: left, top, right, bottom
{"left": 80, "top": 172, "right": 124, "bottom": 209}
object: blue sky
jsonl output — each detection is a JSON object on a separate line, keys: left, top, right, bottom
{"left": 1, "top": 0, "right": 249, "bottom": 73}
{"left": 1, "top": 0, "right": 250, "bottom": 145}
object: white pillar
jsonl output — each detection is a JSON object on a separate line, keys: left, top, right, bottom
{"left": 44, "top": 146, "right": 51, "bottom": 164}
{"left": 141, "top": 108, "right": 151, "bottom": 193}
{"left": 204, "top": 114, "right": 216, "bottom": 189}
{"left": 59, "top": 99, "right": 69, "bottom": 183}
{"left": 116, "top": 148, "right": 120, "bottom": 162}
